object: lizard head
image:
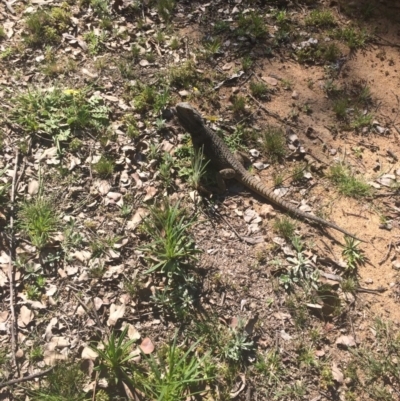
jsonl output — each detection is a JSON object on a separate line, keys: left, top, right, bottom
{"left": 175, "top": 103, "right": 205, "bottom": 137}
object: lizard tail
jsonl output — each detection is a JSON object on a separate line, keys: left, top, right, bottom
{"left": 241, "top": 176, "right": 366, "bottom": 243}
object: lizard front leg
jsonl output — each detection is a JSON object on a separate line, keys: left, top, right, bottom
{"left": 216, "top": 168, "right": 236, "bottom": 192}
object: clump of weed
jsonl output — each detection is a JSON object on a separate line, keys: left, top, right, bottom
{"left": 237, "top": 12, "right": 267, "bottom": 39}
{"left": 18, "top": 198, "right": 60, "bottom": 249}
{"left": 261, "top": 126, "right": 286, "bottom": 162}
{"left": 157, "top": 0, "right": 175, "bottom": 21}
{"left": 141, "top": 200, "right": 199, "bottom": 277}
{"left": 231, "top": 95, "right": 247, "bottom": 114}
{"left": 84, "top": 30, "right": 107, "bottom": 55}
{"left": 333, "top": 96, "right": 349, "bottom": 119}
{"left": 94, "top": 156, "right": 115, "bottom": 178}
{"left": 335, "top": 26, "right": 369, "bottom": 50}
{"left": 273, "top": 217, "right": 295, "bottom": 240}
{"left": 28, "top": 363, "right": 87, "bottom": 401}
{"left": 250, "top": 81, "right": 270, "bottom": 100}
{"left": 342, "top": 236, "right": 365, "bottom": 272}
{"left": 9, "top": 87, "right": 110, "bottom": 152}
{"left": 241, "top": 56, "right": 253, "bottom": 72}
{"left": 0, "top": 26, "right": 6, "bottom": 40}
{"left": 169, "top": 60, "right": 198, "bottom": 89}
{"left": 297, "top": 43, "right": 341, "bottom": 64}
{"left": 213, "top": 20, "right": 230, "bottom": 34}
{"left": 305, "top": 9, "right": 336, "bottom": 27}
{"left": 25, "top": 6, "right": 71, "bottom": 47}
{"left": 328, "top": 163, "right": 371, "bottom": 198}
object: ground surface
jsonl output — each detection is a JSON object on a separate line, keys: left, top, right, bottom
{"left": 1, "top": 0, "right": 400, "bottom": 400}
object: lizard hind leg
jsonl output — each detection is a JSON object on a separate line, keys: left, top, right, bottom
{"left": 234, "top": 151, "right": 251, "bottom": 166}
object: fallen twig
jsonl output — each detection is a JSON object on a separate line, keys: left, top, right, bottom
{"left": 0, "top": 367, "right": 54, "bottom": 389}
{"left": 8, "top": 151, "right": 19, "bottom": 368}
{"left": 378, "top": 241, "right": 392, "bottom": 265}
{"left": 248, "top": 93, "right": 297, "bottom": 127}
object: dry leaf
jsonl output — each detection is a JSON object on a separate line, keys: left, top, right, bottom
{"left": 28, "top": 180, "right": 39, "bottom": 195}
{"left": 82, "top": 346, "right": 98, "bottom": 361}
{"left": 18, "top": 305, "right": 34, "bottom": 327}
{"left": 107, "top": 303, "right": 126, "bottom": 326}
{"left": 143, "top": 186, "right": 157, "bottom": 202}
{"left": 332, "top": 363, "right": 344, "bottom": 383}
{"left": 335, "top": 335, "right": 356, "bottom": 347}
{"left": 139, "top": 337, "right": 154, "bottom": 354}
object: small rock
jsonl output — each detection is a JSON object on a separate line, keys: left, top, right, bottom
{"left": 262, "top": 76, "right": 278, "bottom": 86}
{"left": 291, "top": 90, "right": 299, "bottom": 99}
{"left": 178, "top": 90, "right": 189, "bottom": 97}
{"left": 365, "top": 278, "right": 373, "bottom": 284}
{"left": 392, "top": 261, "right": 400, "bottom": 270}
{"left": 249, "top": 149, "right": 260, "bottom": 158}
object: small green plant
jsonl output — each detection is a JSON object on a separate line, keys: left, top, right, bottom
{"left": 223, "top": 320, "right": 254, "bottom": 362}
{"left": 169, "top": 60, "right": 197, "bottom": 89}
{"left": 68, "top": 138, "right": 83, "bottom": 153}
{"left": 90, "top": 234, "right": 121, "bottom": 258}
{"left": 187, "top": 147, "right": 209, "bottom": 190}
{"left": 273, "top": 217, "right": 295, "bottom": 240}
{"left": 203, "top": 38, "right": 221, "bottom": 57}
{"left": 231, "top": 95, "right": 246, "bottom": 114}
{"left": 61, "top": 221, "right": 83, "bottom": 261}
{"left": 279, "top": 236, "right": 319, "bottom": 292}
{"left": 29, "top": 345, "right": 44, "bottom": 362}
{"left": 25, "top": 6, "right": 71, "bottom": 47}
{"left": 91, "top": 325, "right": 137, "bottom": 385}
{"left": 157, "top": 0, "right": 175, "bottom": 21}
{"left": 237, "top": 12, "right": 267, "bottom": 39}
{"left": 224, "top": 125, "right": 247, "bottom": 152}
{"left": 341, "top": 277, "right": 357, "bottom": 292}
{"left": 18, "top": 197, "right": 60, "bottom": 249}
{"left": 159, "top": 152, "right": 175, "bottom": 188}
{"left": 214, "top": 20, "right": 230, "bottom": 34}
{"left": 272, "top": 9, "right": 290, "bottom": 28}
{"left": 141, "top": 200, "right": 200, "bottom": 277}
{"left": 335, "top": 27, "right": 369, "bottom": 50}
{"left": 84, "top": 30, "right": 107, "bottom": 55}
{"left": 273, "top": 172, "right": 284, "bottom": 187}
{"left": 254, "top": 350, "right": 283, "bottom": 385}
{"left": 305, "top": 9, "right": 335, "bottom": 27}
{"left": 297, "top": 43, "right": 341, "bottom": 64}
{"left": 154, "top": 87, "right": 171, "bottom": 113}
{"left": 146, "top": 52, "right": 156, "bottom": 63}
{"left": 281, "top": 79, "right": 293, "bottom": 90}
{"left": 9, "top": 87, "right": 109, "bottom": 152}
{"left": 0, "top": 26, "right": 6, "bottom": 40}
{"left": 292, "top": 164, "right": 306, "bottom": 182}
{"left": 261, "top": 126, "right": 286, "bottom": 162}
{"left": 351, "top": 111, "right": 373, "bottom": 130}
{"left": 328, "top": 163, "right": 371, "bottom": 198}
{"left": 0, "top": 167, "right": 10, "bottom": 206}
{"left": 138, "top": 333, "right": 214, "bottom": 401}
{"left": 241, "top": 56, "right": 253, "bottom": 72}
{"left": 94, "top": 156, "right": 114, "bottom": 178}
{"left": 250, "top": 81, "right": 270, "bottom": 100}
{"left": 170, "top": 37, "right": 180, "bottom": 50}
{"left": 133, "top": 84, "right": 157, "bottom": 113}
{"left": 28, "top": 363, "right": 87, "bottom": 401}
{"left": 342, "top": 236, "right": 365, "bottom": 272}
{"left": 333, "top": 97, "right": 349, "bottom": 119}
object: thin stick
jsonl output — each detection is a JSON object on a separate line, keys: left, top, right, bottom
{"left": 248, "top": 93, "right": 297, "bottom": 128}
{"left": 0, "top": 367, "right": 54, "bottom": 389}
{"left": 8, "top": 151, "right": 19, "bottom": 368}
